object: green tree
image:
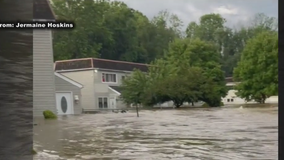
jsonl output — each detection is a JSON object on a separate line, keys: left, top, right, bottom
{"left": 185, "top": 13, "right": 226, "bottom": 50}
{"left": 120, "top": 69, "right": 148, "bottom": 105}
{"left": 164, "top": 38, "right": 226, "bottom": 107}
{"left": 185, "top": 13, "right": 277, "bottom": 77}
{"left": 233, "top": 31, "right": 278, "bottom": 103}
{"left": 52, "top": 0, "right": 184, "bottom": 64}
{"left": 52, "top": 0, "right": 113, "bottom": 60}
{"left": 156, "top": 66, "right": 206, "bottom": 108}
{"left": 121, "top": 38, "right": 227, "bottom": 108}
{"left": 185, "top": 22, "right": 199, "bottom": 39}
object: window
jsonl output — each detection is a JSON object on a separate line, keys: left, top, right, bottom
{"left": 102, "top": 73, "right": 116, "bottom": 83}
{"left": 98, "top": 97, "right": 108, "bottom": 108}
{"left": 230, "top": 99, "right": 234, "bottom": 102}
{"left": 103, "top": 98, "right": 108, "bottom": 108}
{"left": 227, "top": 99, "right": 230, "bottom": 102}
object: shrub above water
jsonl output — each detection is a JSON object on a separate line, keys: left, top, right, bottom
{"left": 43, "top": 110, "right": 57, "bottom": 119}
{"left": 32, "top": 148, "right": 37, "bottom": 155}
{"left": 202, "top": 103, "right": 209, "bottom": 107}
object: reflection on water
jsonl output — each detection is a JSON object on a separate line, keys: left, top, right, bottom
{"left": 34, "top": 107, "right": 278, "bottom": 160}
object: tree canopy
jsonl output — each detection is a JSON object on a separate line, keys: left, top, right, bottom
{"left": 121, "top": 38, "right": 227, "bottom": 107}
{"left": 52, "top": 0, "right": 278, "bottom": 106}
{"left": 233, "top": 31, "right": 278, "bottom": 103}
{"left": 52, "top": 0, "right": 277, "bottom": 77}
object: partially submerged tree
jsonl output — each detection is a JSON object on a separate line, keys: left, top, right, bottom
{"left": 233, "top": 31, "right": 278, "bottom": 103}
{"left": 120, "top": 69, "right": 148, "bottom": 106}
{"left": 120, "top": 38, "right": 227, "bottom": 108}
{"left": 164, "top": 38, "right": 227, "bottom": 107}
{"left": 157, "top": 66, "right": 205, "bottom": 108}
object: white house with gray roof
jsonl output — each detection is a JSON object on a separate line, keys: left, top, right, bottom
{"left": 54, "top": 58, "right": 148, "bottom": 111}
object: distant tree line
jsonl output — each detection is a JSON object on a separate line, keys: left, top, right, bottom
{"left": 52, "top": 0, "right": 278, "bottom": 106}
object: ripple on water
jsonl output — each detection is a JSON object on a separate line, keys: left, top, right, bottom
{"left": 34, "top": 107, "right": 278, "bottom": 160}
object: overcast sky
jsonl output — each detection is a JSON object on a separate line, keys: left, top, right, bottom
{"left": 117, "top": 0, "right": 278, "bottom": 29}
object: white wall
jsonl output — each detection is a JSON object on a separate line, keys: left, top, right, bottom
{"left": 58, "top": 70, "right": 95, "bottom": 109}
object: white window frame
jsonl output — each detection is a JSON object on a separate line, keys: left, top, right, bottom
{"left": 101, "top": 72, "right": 117, "bottom": 83}
{"left": 98, "top": 97, "right": 108, "bottom": 109}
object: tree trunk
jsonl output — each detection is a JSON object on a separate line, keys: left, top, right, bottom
{"left": 175, "top": 104, "right": 182, "bottom": 108}
{"left": 173, "top": 99, "right": 183, "bottom": 108}
{"left": 174, "top": 102, "right": 182, "bottom": 108}
{"left": 261, "top": 94, "right": 266, "bottom": 104}
{"left": 136, "top": 105, "right": 139, "bottom": 117}
{"left": 191, "top": 102, "right": 194, "bottom": 106}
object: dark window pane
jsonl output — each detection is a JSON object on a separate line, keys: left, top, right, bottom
{"left": 113, "top": 74, "right": 116, "bottom": 82}
{"left": 61, "top": 96, "right": 67, "bottom": 113}
{"left": 103, "top": 98, "right": 108, "bottom": 108}
{"left": 99, "top": 98, "right": 103, "bottom": 108}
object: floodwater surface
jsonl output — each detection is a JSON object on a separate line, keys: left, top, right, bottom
{"left": 34, "top": 107, "right": 278, "bottom": 160}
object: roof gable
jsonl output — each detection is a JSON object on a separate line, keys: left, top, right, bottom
{"left": 109, "top": 86, "right": 121, "bottom": 95}
{"left": 54, "top": 72, "right": 83, "bottom": 88}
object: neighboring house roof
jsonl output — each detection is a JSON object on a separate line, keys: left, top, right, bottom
{"left": 225, "top": 77, "right": 234, "bottom": 83}
{"left": 109, "top": 86, "right": 122, "bottom": 95}
{"left": 54, "top": 72, "right": 83, "bottom": 88}
{"left": 34, "top": 0, "right": 56, "bottom": 20}
{"left": 54, "top": 58, "right": 149, "bottom": 72}
{"left": 225, "top": 77, "right": 240, "bottom": 87}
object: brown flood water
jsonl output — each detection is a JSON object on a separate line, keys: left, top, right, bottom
{"left": 34, "top": 106, "right": 278, "bottom": 160}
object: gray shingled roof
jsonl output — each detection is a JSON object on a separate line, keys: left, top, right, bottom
{"left": 109, "top": 86, "right": 122, "bottom": 94}
{"left": 54, "top": 58, "right": 149, "bottom": 72}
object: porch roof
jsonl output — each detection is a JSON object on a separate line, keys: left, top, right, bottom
{"left": 109, "top": 86, "right": 122, "bottom": 95}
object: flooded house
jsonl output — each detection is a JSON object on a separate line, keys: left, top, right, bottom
{"left": 54, "top": 58, "right": 149, "bottom": 111}
{"left": 33, "top": 0, "right": 83, "bottom": 117}
{"left": 221, "top": 77, "right": 278, "bottom": 105}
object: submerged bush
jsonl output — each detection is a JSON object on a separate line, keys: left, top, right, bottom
{"left": 32, "top": 148, "right": 37, "bottom": 155}
{"left": 43, "top": 110, "right": 57, "bottom": 119}
{"left": 202, "top": 103, "right": 209, "bottom": 107}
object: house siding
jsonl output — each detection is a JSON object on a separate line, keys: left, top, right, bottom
{"left": 33, "top": 29, "right": 56, "bottom": 117}
{"left": 58, "top": 70, "right": 95, "bottom": 109}
{"left": 108, "top": 88, "right": 125, "bottom": 109}
{"left": 93, "top": 70, "right": 128, "bottom": 109}
{"left": 54, "top": 75, "right": 82, "bottom": 114}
